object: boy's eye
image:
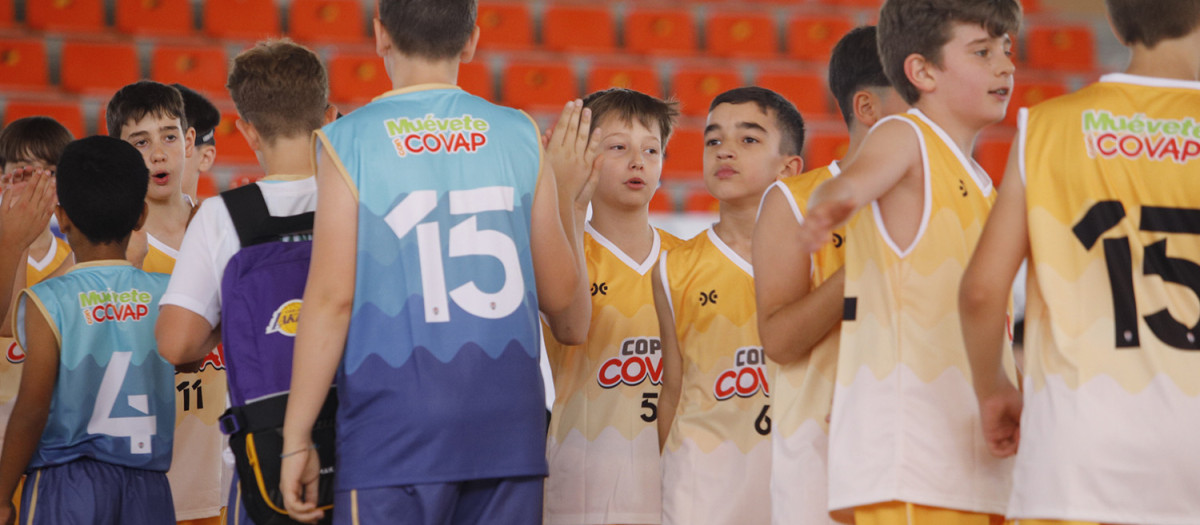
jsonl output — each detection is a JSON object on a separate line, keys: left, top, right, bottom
{"left": 645, "top": 148, "right": 660, "bottom": 156}
{"left": 165, "top": 134, "right": 177, "bottom": 142}
{"left": 742, "top": 136, "right": 760, "bottom": 144}
{"left": 609, "top": 144, "right": 625, "bottom": 151}
{"left": 133, "top": 140, "right": 147, "bottom": 148}
{"left": 975, "top": 48, "right": 989, "bottom": 57}
{"left": 705, "top": 138, "right": 721, "bottom": 147}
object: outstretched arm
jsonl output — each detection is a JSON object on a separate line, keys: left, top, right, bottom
{"left": 960, "top": 142, "right": 1027, "bottom": 458}
{"left": 0, "top": 169, "right": 56, "bottom": 338}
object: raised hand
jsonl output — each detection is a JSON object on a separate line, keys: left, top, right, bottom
{"left": 795, "top": 196, "right": 855, "bottom": 254}
{"left": 547, "top": 100, "right": 602, "bottom": 210}
{"left": 0, "top": 167, "right": 57, "bottom": 252}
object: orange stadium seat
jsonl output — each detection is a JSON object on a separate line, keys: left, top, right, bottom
{"left": 476, "top": 3, "right": 533, "bottom": 50}
{"left": 289, "top": 0, "right": 366, "bottom": 44}
{"left": 786, "top": 14, "right": 854, "bottom": 63}
{"left": 501, "top": 61, "right": 578, "bottom": 112}
{"left": 625, "top": 8, "right": 697, "bottom": 56}
{"left": 116, "top": 0, "right": 193, "bottom": 36}
{"left": 0, "top": 0, "right": 14, "bottom": 28}
{"left": 974, "top": 133, "right": 1014, "bottom": 185}
{"left": 1003, "top": 79, "right": 1067, "bottom": 126}
{"left": 706, "top": 11, "right": 777, "bottom": 58}
{"left": 196, "top": 172, "right": 219, "bottom": 200}
{"left": 1025, "top": 25, "right": 1095, "bottom": 71}
{"left": 670, "top": 67, "right": 743, "bottom": 116}
{"left": 586, "top": 63, "right": 661, "bottom": 97}
{"left": 683, "top": 187, "right": 719, "bottom": 214}
{"left": 804, "top": 133, "right": 850, "bottom": 169}
{"left": 26, "top": 0, "right": 105, "bottom": 32}
{"left": 60, "top": 41, "right": 141, "bottom": 96}
{"left": 151, "top": 45, "right": 229, "bottom": 95}
{"left": 663, "top": 126, "right": 704, "bottom": 181}
{"left": 214, "top": 111, "right": 257, "bottom": 164}
{"left": 0, "top": 38, "right": 48, "bottom": 90}
{"left": 203, "top": 0, "right": 281, "bottom": 40}
{"left": 4, "top": 101, "right": 86, "bottom": 138}
{"left": 459, "top": 60, "right": 493, "bottom": 101}
{"left": 649, "top": 189, "right": 675, "bottom": 213}
{"left": 756, "top": 70, "right": 833, "bottom": 119}
{"left": 543, "top": 5, "right": 615, "bottom": 53}
{"left": 328, "top": 52, "right": 392, "bottom": 104}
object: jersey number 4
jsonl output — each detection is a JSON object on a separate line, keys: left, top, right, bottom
{"left": 1074, "top": 202, "right": 1200, "bottom": 349}
{"left": 88, "top": 351, "right": 156, "bottom": 454}
{"left": 386, "top": 186, "right": 524, "bottom": 323}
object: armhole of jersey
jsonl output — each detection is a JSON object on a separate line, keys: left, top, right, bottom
{"left": 869, "top": 116, "right": 931, "bottom": 259}
{"left": 1017, "top": 108, "right": 1030, "bottom": 187}
{"left": 657, "top": 252, "right": 675, "bottom": 318}
{"left": 518, "top": 110, "right": 545, "bottom": 188}
{"left": 314, "top": 130, "right": 359, "bottom": 202}
{"left": 14, "top": 289, "right": 61, "bottom": 353}
{"left": 759, "top": 181, "right": 804, "bottom": 225}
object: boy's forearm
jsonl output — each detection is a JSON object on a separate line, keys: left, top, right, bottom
{"left": 0, "top": 398, "right": 49, "bottom": 505}
{"left": 961, "top": 281, "right": 1015, "bottom": 397}
{"left": 282, "top": 302, "right": 348, "bottom": 447}
{"left": 761, "top": 269, "right": 845, "bottom": 365}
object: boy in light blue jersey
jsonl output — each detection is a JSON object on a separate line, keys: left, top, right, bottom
{"left": 0, "top": 135, "right": 176, "bottom": 524}
{"left": 278, "top": 0, "right": 591, "bottom": 523}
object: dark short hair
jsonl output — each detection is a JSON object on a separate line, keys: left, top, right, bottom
{"left": 708, "top": 87, "right": 805, "bottom": 156}
{"left": 172, "top": 84, "right": 220, "bottom": 146}
{"left": 378, "top": 0, "right": 476, "bottom": 61}
{"left": 0, "top": 116, "right": 73, "bottom": 167}
{"left": 1105, "top": 0, "right": 1200, "bottom": 48}
{"left": 582, "top": 88, "right": 680, "bottom": 147}
{"left": 879, "top": 0, "right": 1022, "bottom": 105}
{"left": 56, "top": 136, "right": 149, "bottom": 244}
{"left": 106, "top": 81, "right": 188, "bottom": 138}
{"left": 227, "top": 39, "right": 329, "bottom": 145}
{"left": 829, "top": 26, "right": 892, "bottom": 127}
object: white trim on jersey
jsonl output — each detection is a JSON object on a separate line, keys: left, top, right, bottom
{"left": 585, "top": 222, "right": 662, "bottom": 276}
{"left": 147, "top": 233, "right": 180, "bottom": 260}
{"left": 706, "top": 227, "right": 753, "bottom": 277}
{"left": 1018, "top": 107, "right": 1030, "bottom": 187}
{"left": 657, "top": 252, "right": 675, "bottom": 315}
{"left": 1100, "top": 72, "right": 1200, "bottom": 91}
{"left": 26, "top": 235, "right": 59, "bottom": 272}
{"left": 868, "top": 115, "right": 932, "bottom": 259}
{"left": 910, "top": 109, "right": 994, "bottom": 197}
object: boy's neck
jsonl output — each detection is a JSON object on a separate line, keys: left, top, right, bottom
{"left": 913, "top": 101, "right": 982, "bottom": 157}
{"left": 70, "top": 239, "right": 129, "bottom": 264}
{"left": 842, "top": 124, "right": 870, "bottom": 167}
{"left": 384, "top": 52, "right": 460, "bottom": 91}
{"left": 258, "top": 135, "right": 318, "bottom": 177}
{"left": 1125, "top": 35, "right": 1200, "bottom": 81}
{"left": 712, "top": 199, "right": 759, "bottom": 262}
{"left": 588, "top": 204, "right": 654, "bottom": 262}
{"left": 144, "top": 192, "right": 191, "bottom": 237}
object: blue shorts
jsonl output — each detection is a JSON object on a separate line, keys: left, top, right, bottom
{"left": 19, "top": 457, "right": 174, "bottom": 524}
{"left": 334, "top": 476, "right": 543, "bottom": 525}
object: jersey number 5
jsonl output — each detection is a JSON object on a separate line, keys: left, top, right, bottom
{"left": 1073, "top": 202, "right": 1200, "bottom": 349}
{"left": 88, "top": 351, "right": 157, "bottom": 454}
{"left": 386, "top": 186, "right": 524, "bottom": 323}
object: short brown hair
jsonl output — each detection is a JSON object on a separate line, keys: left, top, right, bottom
{"left": 879, "top": 0, "right": 1021, "bottom": 105}
{"left": 1105, "top": 0, "right": 1200, "bottom": 48}
{"left": 379, "top": 0, "right": 476, "bottom": 61}
{"left": 0, "top": 116, "right": 73, "bottom": 167}
{"left": 582, "top": 88, "right": 680, "bottom": 147}
{"left": 227, "top": 39, "right": 329, "bottom": 145}
{"left": 106, "top": 80, "right": 188, "bottom": 137}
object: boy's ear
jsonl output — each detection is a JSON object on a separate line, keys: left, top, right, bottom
{"left": 373, "top": 17, "right": 393, "bottom": 58}
{"left": 234, "top": 118, "right": 262, "bottom": 152}
{"left": 852, "top": 90, "right": 879, "bottom": 129}
{"left": 460, "top": 26, "right": 481, "bottom": 64}
{"left": 197, "top": 145, "right": 217, "bottom": 173}
{"left": 904, "top": 53, "right": 936, "bottom": 98}
{"left": 134, "top": 201, "right": 149, "bottom": 232}
{"left": 54, "top": 205, "right": 72, "bottom": 236}
{"left": 324, "top": 104, "right": 339, "bottom": 125}
{"left": 779, "top": 154, "right": 804, "bottom": 179}
{"left": 184, "top": 127, "right": 197, "bottom": 159}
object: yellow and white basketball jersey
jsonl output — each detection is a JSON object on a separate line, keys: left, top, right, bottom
{"left": 829, "top": 109, "right": 1015, "bottom": 515}
{"left": 25, "top": 235, "right": 71, "bottom": 287}
{"left": 659, "top": 228, "right": 772, "bottom": 525}
{"left": 767, "top": 162, "right": 848, "bottom": 525}
{"left": 147, "top": 236, "right": 230, "bottom": 521}
{"left": 544, "top": 224, "right": 682, "bottom": 525}
{"left": 1014, "top": 73, "right": 1200, "bottom": 524}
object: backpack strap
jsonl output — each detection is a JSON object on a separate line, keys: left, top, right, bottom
{"left": 220, "top": 183, "right": 315, "bottom": 248}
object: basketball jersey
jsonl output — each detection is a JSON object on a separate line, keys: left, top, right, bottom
{"left": 146, "top": 234, "right": 230, "bottom": 520}
{"left": 659, "top": 228, "right": 771, "bottom": 525}
{"left": 13, "top": 261, "right": 174, "bottom": 471}
{"left": 543, "top": 224, "right": 682, "bottom": 525}
{"left": 828, "top": 109, "right": 1015, "bottom": 514}
{"left": 26, "top": 235, "right": 71, "bottom": 286}
{"left": 1012, "top": 73, "right": 1200, "bottom": 524}
{"left": 321, "top": 83, "right": 546, "bottom": 489}
{"left": 767, "top": 162, "right": 847, "bottom": 525}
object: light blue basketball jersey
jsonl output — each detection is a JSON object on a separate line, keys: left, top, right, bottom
{"left": 15, "top": 261, "right": 174, "bottom": 472}
{"left": 319, "top": 84, "right": 547, "bottom": 489}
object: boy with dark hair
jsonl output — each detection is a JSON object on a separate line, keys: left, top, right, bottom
{"left": 157, "top": 38, "right": 336, "bottom": 525}
{"left": 279, "top": 0, "right": 590, "bottom": 523}
{"left": 795, "top": 0, "right": 1022, "bottom": 522}
{"left": 653, "top": 86, "right": 805, "bottom": 525}
{"left": 0, "top": 136, "right": 176, "bottom": 525}
{"left": 960, "top": 1, "right": 1200, "bottom": 523}
{"left": 108, "top": 79, "right": 228, "bottom": 525}
{"left": 172, "top": 84, "right": 221, "bottom": 201}
{"left": 541, "top": 87, "right": 681, "bottom": 525}
{"left": 754, "top": 25, "right": 906, "bottom": 525}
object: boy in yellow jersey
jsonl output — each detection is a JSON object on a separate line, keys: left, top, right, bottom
{"left": 795, "top": 0, "right": 1022, "bottom": 522}
{"left": 0, "top": 118, "right": 74, "bottom": 289}
{"left": 653, "top": 87, "right": 805, "bottom": 525}
{"left": 754, "top": 25, "right": 907, "bottom": 525}
{"left": 541, "top": 88, "right": 681, "bottom": 525}
{"left": 960, "top": 1, "right": 1200, "bottom": 524}
{"left": 108, "top": 81, "right": 228, "bottom": 525}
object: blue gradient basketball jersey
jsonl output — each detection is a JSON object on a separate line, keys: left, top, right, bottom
{"left": 14, "top": 261, "right": 174, "bottom": 472}
{"left": 318, "top": 84, "right": 546, "bottom": 489}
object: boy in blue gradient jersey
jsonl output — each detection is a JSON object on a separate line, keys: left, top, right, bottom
{"left": 279, "top": 0, "right": 591, "bottom": 523}
{"left": 0, "top": 136, "right": 176, "bottom": 525}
